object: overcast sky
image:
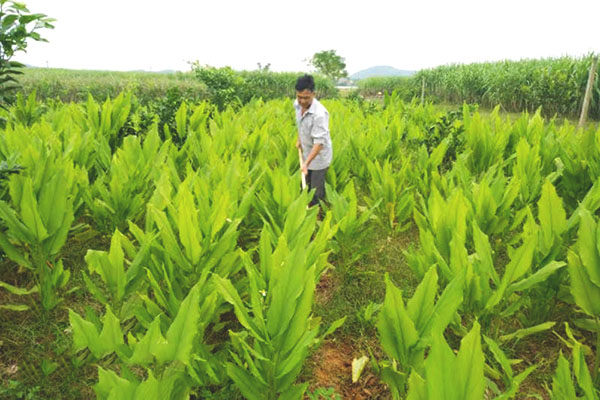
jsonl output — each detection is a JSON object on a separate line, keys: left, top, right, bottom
{"left": 15, "top": 0, "right": 600, "bottom": 75}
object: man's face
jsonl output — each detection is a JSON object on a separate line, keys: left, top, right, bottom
{"left": 296, "top": 89, "right": 315, "bottom": 110}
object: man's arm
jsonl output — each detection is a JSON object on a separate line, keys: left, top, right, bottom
{"left": 301, "top": 143, "right": 323, "bottom": 175}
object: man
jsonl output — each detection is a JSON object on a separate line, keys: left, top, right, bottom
{"left": 294, "top": 74, "right": 332, "bottom": 207}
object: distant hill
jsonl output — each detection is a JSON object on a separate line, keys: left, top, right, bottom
{"left": 350, "top": 66, "right": 415, "bottom": 80}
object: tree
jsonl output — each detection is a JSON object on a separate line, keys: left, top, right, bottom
{"left": 306, "top": 50, "right": 348, "bottom": 82}
{"left": 0, "top": 0, "right": 54, "bottom": 106}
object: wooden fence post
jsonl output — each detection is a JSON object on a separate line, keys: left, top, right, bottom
{"left": 579, "top": 55, "right": 599, "bottom": 129}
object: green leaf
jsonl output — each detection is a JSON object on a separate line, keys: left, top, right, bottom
{"left": 132, "top": 371, "right": 162, "bottom": 400}
{"left": 550, "top": 353, "right": 577, "bottom": 400}
{"left": 267, "top": 247, "right": 307, "bottom": 338}
{"left": 0, "top": 304, "right": 29, "bottom": 311}
{"left": 573, "top": 318, "right": 600, "bottom": 332}
{"left": 98, "top": 306, "right": 124, "bottom": 354}
{"left": 377, "top": 274, "right": 419, "bottom": 366}
{"left": 69, "top": 309, "right": 101, "bottom": 357}
{"left": 426, "top": 268, "right": 465, "bottom": 336}
{"left": 155, "top": 283, "right": 200, "bottom": 365}
{"left": 0, "top": 232, "right": 32, "bottom": 269}
{"left": 226, "top": 362, "right": 266, "bottom": 400}
{"left": 473, "top": 221, "right": 499, "bottom": 284}
{"left": 128, "top": 317, "right": 166, "bottom": 366}
{"left": 0, "top": 200, "right": 34, "bottom": 245}
{"left": 214, "top": 275, "right": 263, "bottom": 339}
{"left": 406, "top": 371, "right": 427, "bottom": 400}
{"left": 279, "top": 265, "right": 317, "bottom": 355}
{"left": 407, "top": 266, "right": 438, "bottom": 334}
{"left": 572, "top": 343, "right": 598, "bottom": 400}
{"left": 95, "top": 367, "right": 137, "bottom": 400}
{"left": 280, "top": 383, "right": 308, "bottom": 400}
{"left": 456, "top": 322, "right": 485, "bottom": 400}
{"left": 20, "top": 177, "right": 49, "bottom": 242}
{"left": 486, "top": 235, "right": 536, "bottom": 311}
{"left": 508, "top": 261, "right": 566, "bottom": 293}
{"left": 538, "top": 180, "right": 566, "bottom": 252}
{"left": 568, "top": 250, "right": 600, "bottom": 317}
{"left": 322, "top": 316, "right": 346, "bottom": 339}
{"left": 577, "top": 209, "right": 600, "bottom": 287}
{"left": 176, "top": 186, "right": 202, "bottom": 265}
{"left": 425, "top": 332, "right": 455, "bottom": 399}
{"left": 0, "top": 280, "right": 37, "bottom": 295}
{"left": 499, "top": 322, "right": 556, "bottom": 342}
{"left": 483, "top": 335, "right": 514, "bottom": 378}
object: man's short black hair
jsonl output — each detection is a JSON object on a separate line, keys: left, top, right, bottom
{"left": 295, "top": 74, "right": 315, "bottom": 92}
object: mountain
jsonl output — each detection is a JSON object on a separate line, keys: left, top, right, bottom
{"left": 350, "top": 66, "right": 415, "bottom": 80}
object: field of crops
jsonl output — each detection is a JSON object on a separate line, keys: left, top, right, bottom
{"left": 17, "top": 67, "right": 337, "bottom": 107}
{"left": 358, "top": 56, "right": 600, "bottom": 120}
{"left": 1, "top": 90, "right": 600, "bottom": 399}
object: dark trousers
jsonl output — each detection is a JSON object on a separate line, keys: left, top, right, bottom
{"left": 307, "top": 167, "right": 328, "bottom": 207}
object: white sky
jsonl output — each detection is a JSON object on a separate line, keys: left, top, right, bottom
{"left": 15, "top": 0, "right": 600, "bottom": 75}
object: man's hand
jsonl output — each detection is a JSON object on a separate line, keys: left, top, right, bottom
{"left": 296, "top": 139, "right": 301, "bottom": 150}
{"left": 301, "top": 162, "right": 308, "bottom": 176}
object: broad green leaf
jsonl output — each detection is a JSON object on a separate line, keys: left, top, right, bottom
{"left": 155, "top": 283, "right": 200, "bottom": 365}
{"left": 568, "top": 250, "right": 600, "bottom": 317}
{"left": 508, "top": 261, "right": 566, "bottom": 293}
{"left": 426, "top": 269, "right": 465, "bottom": 336}
{"left": 267, "top": 247, "right": 306, "bottom": 338}
{"left": 38, "top": 171, "right": 67, "bottom": 235}
{"left": 95, "top": 367, "right": 135, "bottom": 400}
{"left": 550, "top": 353, "right": 577, "bottom": 400}
{"left": 407, "top": 267, "right": 438, "bottom": 334}
{"left": 538, "top": 180, "right": 566, "bottom": 252}
{"left": 572, "top": 343, "right": 598, "bottom": 400}
{"left": 425, "top": 332, "right": 455, "bottom": 399}
{"left": 0, "top": 232, "right": 32, "bottom": 269}
{"left": 486, "top": 235, "right": 536, "bottom": 311}
{"left": 20, "top": 177, "right": 49, "bottom": 242}
{"left": 226, "top": 362, "right": 266, "bottom": 400}
{"left": 69, "top": 309, "right": 102, "bottom": 357}
{"left": 279, "top": 383, "right": 308, "bottom": 400}
{"left": 98, "top": 306, "right": 124, "bottom": 354}
{"left": 377, "top": 274, "right": 419, "bottom": 366}
{"left": 214, "top": 275, "right": 263, "bottom": 339}
{"left": 473, "top": 221, "right": 499, "bottom": 284}
{"left": 176, "top": 186, "right": 202, "bottom": 265}
{"left": 128, "top": 317, "right": 166, "bottom": 366}
{"left": 456, "top": 322, "right": 485, "bottom": 400}
{"left": 573, "top": 318, "right": 600, "bottom": 332}
{"left": 577, "top": 209, "right": 600, "bottom": 287}
{"left": 406, "top": 371, "right": 427, "bottom": 400}
{"left": 0, "top": 200, "right": 34, "bottom": 244}
{"left": 132, "top": 371, "right": 162, "bottom": 400}
{"left": 280, "top": 266, "right": 316, "bottom": 354}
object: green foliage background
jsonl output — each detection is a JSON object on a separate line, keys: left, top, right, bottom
{"left": 357, "top": 55, "right": 600, "bottom": 119}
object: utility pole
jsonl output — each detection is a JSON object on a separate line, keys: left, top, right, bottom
{"left": 578, "top": 54, "right": 599, "bottom": 129}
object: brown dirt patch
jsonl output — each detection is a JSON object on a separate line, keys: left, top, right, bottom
{"left": 315, "top": 272, "right": 337, "bottom": 305}
{"left": 308, "top": 339, "right": 390, "bottom": 399}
